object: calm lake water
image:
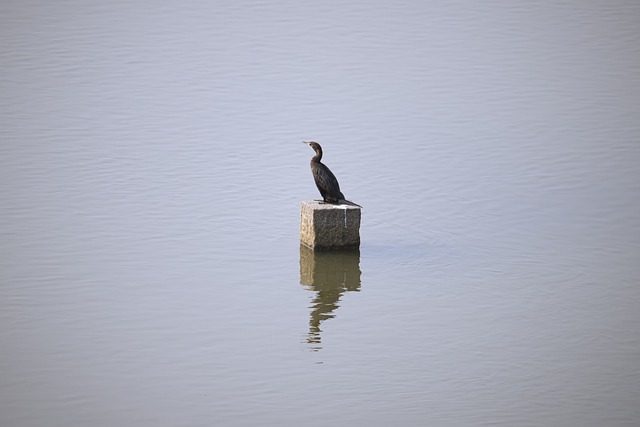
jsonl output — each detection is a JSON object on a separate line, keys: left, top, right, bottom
{"left": 2, "top": 1, "right": 639, "bottom": 426}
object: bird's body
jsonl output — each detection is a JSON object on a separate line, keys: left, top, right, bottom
{"left": 303, "top": 141, "right": 360, "bottom": 207}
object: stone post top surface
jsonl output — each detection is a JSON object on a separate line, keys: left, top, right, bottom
{"left": 301, "top": 200, "right": 361, "bottom": 210}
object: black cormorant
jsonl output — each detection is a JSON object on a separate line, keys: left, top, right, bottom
{"left": 303, "top": 141, "right": 361, "bottom": 207}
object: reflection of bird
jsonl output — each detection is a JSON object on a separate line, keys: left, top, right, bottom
{"left": 303, "top": 141, "right": 361, "bottom": 207}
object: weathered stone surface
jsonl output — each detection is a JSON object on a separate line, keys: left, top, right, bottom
{"left": 300, "top": 200, "right": 361, "bottom": 250}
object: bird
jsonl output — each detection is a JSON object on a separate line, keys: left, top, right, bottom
{"left": 303, "top": 141, "right": 361, "bottom": 207}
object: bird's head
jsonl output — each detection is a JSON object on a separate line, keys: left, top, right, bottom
{"left": 302, "top": 141, "right": 322, "bottom": 153}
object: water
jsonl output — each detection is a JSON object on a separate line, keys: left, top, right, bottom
{"left": 2, "top": 1, "right": 639, "bottom": 426}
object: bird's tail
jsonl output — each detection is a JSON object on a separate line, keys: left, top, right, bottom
{"left": 340, "top": 199, "right": 362, "bottom": 208}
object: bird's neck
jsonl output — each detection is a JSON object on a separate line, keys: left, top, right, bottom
{"left": 312, "top": 149, "right": 322, "bottom": 162}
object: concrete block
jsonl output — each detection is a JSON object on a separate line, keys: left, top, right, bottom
{"left": 300, "top": 200, "right": 361, "bottom": 250}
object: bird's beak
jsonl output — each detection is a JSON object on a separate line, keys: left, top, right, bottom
{"left": 302, "top": 141, "right": 309, "bottom": 144}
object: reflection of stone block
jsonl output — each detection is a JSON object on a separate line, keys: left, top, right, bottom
{"left": 299, "top": 244, "right": 361, "bottom": 290}
{"left": 300, "top": 200, "right": 361, "bottom": 250}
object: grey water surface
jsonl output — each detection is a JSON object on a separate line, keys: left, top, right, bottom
{"left": 2, "top": 1, "right": 639, "bottom": 426}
